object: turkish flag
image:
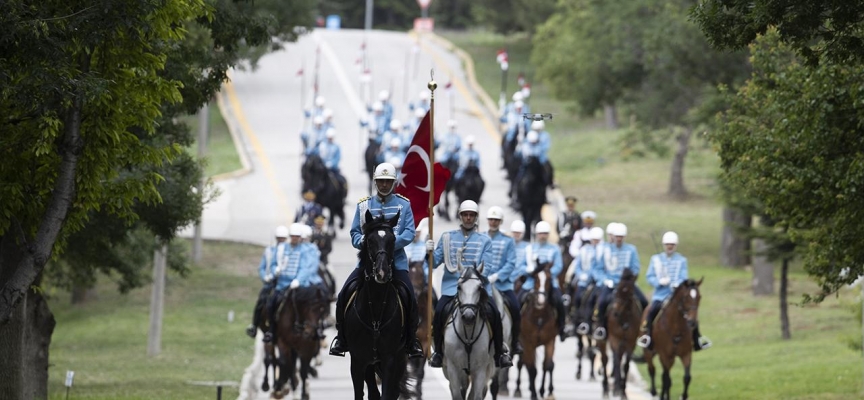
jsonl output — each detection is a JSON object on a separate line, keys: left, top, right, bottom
{"left": 396, "top": 111, "right": 452, "bottom": 228}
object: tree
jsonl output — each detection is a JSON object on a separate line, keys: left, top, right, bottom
{"left": 532, "top": 0, "right": 748, "bottom": 199}
{"left": 707, "top": 28, "right": 864, "bottom": 302}
{"left": 0, "top": 0, "right": 313, "bottom": 397}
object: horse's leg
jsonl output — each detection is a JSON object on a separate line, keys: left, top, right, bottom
{"left": 300, "top": 355, "right": 311, "bottom": 400}
{"left": 514, "top": 357, "right": 523, "bottom": 398}
{"left": 365, "top": 366, "right": 381, "bottom": 400}
{"left": 621, "top": 349, "right": 631, "bottom": 400}
{"left": 587, "top": 338, "right": 596, "bottom": 381}
{"left": 350, "top": 359, "right": 366, "bottom": 400}
{"left": 611, "top": 348, "right": 622, "bottom": 397}
{"left": 262, "top": 344, "right": 272, "bottom": 392}
{"left": 599, "top": 341, "right": 609, "bottom": 399}
{"left": 527, "top": 363, "right": 538, "bottom": 400}
{"left": 646, "top": 350, "right": 658, "bottom": 397}
{"left": 659, "top": 353, "right": 675, "bottom": 400}
{"left": 681, "top": 352, "right": 693, "bottom": 400}
{"left": 491, "top": 370, "right": 499, "bottom": 400}
{"left": 545, "top": 341, "right": 555, "bottom": 399}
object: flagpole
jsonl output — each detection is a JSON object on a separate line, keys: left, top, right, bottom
{"left": 300, "top": 59, "right": 306, "bottom": 132}
{"left": 426, "top": 71, "right": 437, "bottom": 354}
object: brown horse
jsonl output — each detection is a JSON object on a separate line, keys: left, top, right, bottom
{"left": 408, "top": 259, "right": 433, "bottom": 397}
{"left": 597, "top": 269, "right": 641, "bottom": 399}
{"left": 269, "top": 286, "right": 330, "bottom": 400}
{"left": 514, "top": 263, "right": 557, "bottom": 400}
{"left": 642, "top": 278, "right": 704, "bottom": 400}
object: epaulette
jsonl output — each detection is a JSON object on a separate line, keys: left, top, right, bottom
{"left": 395, "top": 193, "right": 409, "bottom": 201}
{"left": 357, "top": 196, "right": 370, "bottom": 204}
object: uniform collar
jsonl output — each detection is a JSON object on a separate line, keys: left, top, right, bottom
{"left": 376, "top": 193, "right": 391, "bottom": 203}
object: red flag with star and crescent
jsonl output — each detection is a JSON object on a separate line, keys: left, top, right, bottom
{"left": 396, "top": 111, "right": 451, "bottom": 228}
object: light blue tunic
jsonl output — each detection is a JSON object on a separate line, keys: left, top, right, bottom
{"left": 510, "top": 240, "right": 530, "bottom": 282}
{"left": 349, "top": 194, "right": 416, "bottom": 271}
{"left": 432, "top": 229, "right": 494, "bottom": 296}
{"left": 483, "top": 230, "right": 517, "bottom": 292}
{"left": 317, "top": 141, "right": 341, "bottom": 172}
{"left": 592, "top": 242, "right": 640, "bottom": 286}
{"left": 645, "top": 252, "right": 688, "bottom": 302}
{"left": 522, "top": 242, "right": 563, "bottom": 290}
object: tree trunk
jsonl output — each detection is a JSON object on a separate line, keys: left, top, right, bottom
{"left": 147, "top": 243, "right": 167, "bottom": 356}
{"left": 751, "top": 238, "right": 774, "bottom": 296}
{"left": 668, "top": 128, "right": 692, "bottom": 199}
{"left": 70, "top": 284, "right": 97, "bottom": 305}
{"left": 780, "top": 258, "right": 791, "bottom": 339}
{"left": 721, "top": 207, "right": 752, "bottom": 267}
{"left": 603, "top": 104, "right": 618, "bottom": 130}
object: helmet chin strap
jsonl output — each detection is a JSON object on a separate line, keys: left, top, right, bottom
{"left": 375, "top": 180, "right": 394, "bottom": 197}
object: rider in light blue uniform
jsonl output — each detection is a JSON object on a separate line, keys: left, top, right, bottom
{"left": 410, "top": 90, "right": 430, "bottom": 114}
{"left": 573, "top": 226, "right": 604, "bottom": 335}
{"left": 329, "top": 163, "right": 425, "bottom": 359}
{"left": 316, "top": 129, "right": 341, "bottom": 173}
{"left": 509, "top": 220, "right": 530, "bottom": 283}
{"left": 301, "top": 116, "right": 327, "bottom": 156}
{"left": 591, "top": 223, "right": 649, "bottom": 340}
{"left": 246, "top": 225, "right": 289, "bottom": 339}
{"left": 637, "top": 231, "right": 711, "bottom": 351}
{"left": 426, "top": 200, "right": 513, "bottom": 369}
{"left": 503, "top": 100, "right": 530, "bottom": 145}
{"left": 379, "top": 90, "right": 394, "bottom": 128}
{"left": 380, "top": 138, "right": 406, "bottom": 169}
{"left": 454, "top": 136, "right": 480, "bottom": 181}
{"left": 521, "top": 220, "right": 569, "bottom": 341}
{"left": 482, "top": 206, "right": 523, "bottom": 355}
{"left": 439, "top": 120, "right": 462, "bottom": 165}
{"left": 265, "top": 223, "right": 323, "bottom": 342}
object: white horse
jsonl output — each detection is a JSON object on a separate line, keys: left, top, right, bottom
{"left": 490, "top": 286, "right": 513, "bottom": 399}
{"left": 443, "top": 260, "right": 497, "bottom": 400}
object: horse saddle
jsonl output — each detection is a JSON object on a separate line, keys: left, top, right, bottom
{"left": 344, "top": 279, "right": 407, "bottom": 329}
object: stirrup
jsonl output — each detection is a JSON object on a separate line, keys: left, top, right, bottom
{"left": 328, "top": 337, "right": 347, "bottom": 357}
{"left": 246, "top": 324, "right": 257, "bottom": 339}
{"left": 696, "top": 336, "right": 712, "bottom": 351}
{"left": 497, "top": 353, "right": 513, "bottom": 368}
{"left": 592, "top": 327, "right": 607, "bottom": 341}
{"left": 576, "top": 322, "right": 590, "bottom": 335}
{"left": 637, "top": 335, "right": 651, "bottom": 348}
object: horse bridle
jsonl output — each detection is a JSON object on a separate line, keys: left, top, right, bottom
{"left": 453, "top": 273, "right": 488, "bottom": 373}
{"left": 364, "top": 248, "right": 394, "bottom": 282}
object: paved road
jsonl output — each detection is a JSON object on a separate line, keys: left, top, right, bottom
{"left": 184, "top": 28, "right": 651, "bottom": 400}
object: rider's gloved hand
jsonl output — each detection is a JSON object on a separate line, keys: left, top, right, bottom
{"left": 489, "top": 273, "right": 499, "bottom": 283}
{"left": 290, "top": 279, "right": 300, "bottom": 289}
{"left": 659, "top": 277, "right": 671, "bottom": 286}
{"left": 604, "top": 279, "right": 614, "bottom": 289}
{"left": 425, "top": 240, "right": 435, "bottom": 252}
{"left": 264, "top": 274, "right": 275, "bottom": 283}
{"left": 579, "top": 273, "right": 589, "bottom": 281}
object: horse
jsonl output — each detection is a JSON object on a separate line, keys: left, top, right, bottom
{"left": 270, "top": 285, "right": 331, "bottom": 399}
{"left": 442, "top": 259, "right": 496, "bottom": 400}
{"left": 567, "top": 281, "right": 597, "bottom": 382}
{"left": 344, "top": 210, "right": 413, "bottom": 400}
{"left": 513, "top": 262, "right": 557, "bottom": 400}
{"left": 515, "top": 156, "right": 548, "bottom": 238}
{"left": 408, "top": 260, "right": 434, "bottom": 398}
{"left": 597, "top": 269, "right": 641, "bottom": 399}
{"left": 453, "top": 163, "right": 485, "bottom": 218}
{"left": 302, "top": 154, "right": 348, "bottom": 230}
{"left": 489, "top": 286, "right": 513, "bottom": 400}
{"left": 437, "top": 158, "right": 460, "bottom": 221}
{"left": 643, "top": 278, "right": 704, "bottom": 400}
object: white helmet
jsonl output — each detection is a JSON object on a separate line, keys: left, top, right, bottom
{"left": 512, "top": 91, "right": 524, "bottom": 102}
{"left": 301, "top": 224, "right": 312, "bottom": 239}
{"left": 373, "top": 163, "right": 397, "bottom": 180}
{"left": 322, "top": 108, "right": 334, "bottom": 118}
{"left": 662, "top": 231, "right": 679, "bottom": 245}
{"left": 510, "top": 220, "right": 526, "bottom": 233}
{"left": 379, "top": 90, "right": 390, "bottom": 101}
{"left": 389, "top": 138, "right": 401, "bottom": 148}
{"left": 414, "top": 107, "right": 426, "bottom": 118}
{"left": 535, "top": 221, "right": 551, "bottom": 234}
{"left": 610, "top": 223, "right": 628, "bottom": 237}
{"left": 419, "top": 91, "right": 429, "bottom": 100}
{"left": 589, "top": 227, "right": 605, "bottom": 241}
{"left": 606, "top": 222, "right": 618, "bottom": 235}
{"left": 313, "top": 116, "right": 324, "bottom": 125}
{"left": 465, "top": 135, "right": 476, "bottom": 145}
{"left": 447, "top": 119, "right": 458, "bottom": 129}
{"left": 458, "top": 200, "right": 479, "bottom": 215}
{"left": 581, "top": 210, "right": 597, "bottom": 221}
{"left": 326, "top": 128, "right": 336, "bottom": 139}
{"left": 526, "top": 130, "right": 539, "bottom": 143}
{"left": 514, "top": 100, "right": 524, "bottom": 109}
{"left": 486, "top": 206, "right": 504, "bottom": 220}
{"left": 372, "top": 101, "right": 384, "bottom": 111}
{"left": 315, "top": 96, "right": 326, "bottom": 107}
{"left": 389, "top": 119, "right": 402, "bottom": 131}
{"left": 275, "top": 225, "right": 289, "bottom": 238}
{"left": 531, "top": 120, "right": 545, "bottom": 131}
{"left": 288, "top": 223, "right": 305, "bottom": 237}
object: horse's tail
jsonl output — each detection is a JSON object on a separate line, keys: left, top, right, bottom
{"left": 399, "top": 364, "right": 416, "bottom": 400}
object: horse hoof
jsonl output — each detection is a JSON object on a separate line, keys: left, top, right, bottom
{"left": 514, "top": 389, "right": 522, "bottom": 398}
{"left": 590, "top": 376, "right": 597, "bottom": 382}
{"left": 545, "top": 396, "right": 555, "bottom": 400}
{"left": 302, "top": 393, "right": 310, "bottom": 400}
{"left": 576, "top": 371, "right": 581, "bottom": 380}
{"left": 261, "top": 382, "right": 270, "bottom": 392}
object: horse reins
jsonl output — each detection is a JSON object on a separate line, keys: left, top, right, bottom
{"left": 452, "top": 274, "right": 489, "bottom": 374}
{"left": 352, "top": 243, "right": 400, "bottom": 362}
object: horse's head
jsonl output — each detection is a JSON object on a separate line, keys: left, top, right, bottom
{"left": 675, "top": 277, "right": 703, "bottom": 329}
{"left": 530, "top": 262, "right": 553, "bottom": 309}
{"left": 456, "top": 260, "right": 489, "bottom": 326}
{"left": 292, "top": 286, "right": 330, "bottom": 340}
{"left": 611, "top": 269, "right": 639, "bottom": 321}
{"left": 360, "top": 210, "right": 398, "bottom": 284}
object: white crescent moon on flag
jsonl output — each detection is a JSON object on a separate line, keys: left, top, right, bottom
{"left": 404, "top": 144, "right": 432, "bottom": 192}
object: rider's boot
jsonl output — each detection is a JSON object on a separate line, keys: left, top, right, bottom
{"left": 636, "top": 322, "right": 652, "bottom": 349}
{"left": 555, "top": 297, "right": 568, "bottom": 342}
{"left": 692, "top": 324, "right": 712, "bottom": 351}
{"left": 329, "top": 289, "right": 349, "bottom": 356}
{"left": 405, "top": 292, "right": 425, "bottom": 359}
{"left": 429, "top": 306, "right": 446, "bottom": 368}
{"left": 592, "top": 307, "right": 607, "bottom": 341}
{"left": 488, "top": 301, "right": 513, "bottom": 368}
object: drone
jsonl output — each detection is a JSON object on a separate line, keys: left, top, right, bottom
{"left": 522, "top": 113, "right": 553, "bottom": 121}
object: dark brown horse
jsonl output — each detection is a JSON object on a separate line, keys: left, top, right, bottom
{"left": 513, "top": 263, "right": 557, "bottom": 400}
{"left": 268, "top": 286, "right": 330, "bottom": 400}
{"left": 643, "top": 278, "right": 704, "bottom": 400}
{"left": 597, "top": 269, "right": 641, "bottom": 399}
{"left": 408, "top": 259, "right": 433, "bottom": 398}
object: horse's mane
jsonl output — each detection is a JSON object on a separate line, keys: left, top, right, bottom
{"left": 291, "top": 285, "right": 329, "bottom": 304}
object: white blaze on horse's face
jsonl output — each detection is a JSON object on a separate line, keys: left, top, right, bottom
{"left": 690, "top": 288, "right": 697, "bottom": 299}
{"left": 377, "top": 230, "right": 386, "bottom": 237}
{"left": 536, "top": 272, "right": 547, "bottom": 307}
{"left": 458, "top": 270, "right": 482, "bottom": 325}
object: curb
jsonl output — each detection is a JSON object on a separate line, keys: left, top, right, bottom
{"left": 210, "top": 84, "right": 254, "bottom": 183}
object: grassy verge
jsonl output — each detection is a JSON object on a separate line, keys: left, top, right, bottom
{"left": 182, "top": 101, "right": 243, "bottom": 178}
{"left": 440, "top": 29, "right": 863, "bottom": 399}
{"left": 46, "top": 240, "right": 262, "bottom": 400}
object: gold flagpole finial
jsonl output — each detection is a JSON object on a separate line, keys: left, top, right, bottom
{"left": 428, "top": 69, "right": 437, "bottom": 92}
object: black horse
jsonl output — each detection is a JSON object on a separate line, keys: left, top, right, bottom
{"left": 345, "top": 210, "right": 414, "bottom": 400}
{"left": 515, "top": 156, "right": 548, "bottom": 238}
{"left": 436, "top": 158, "right": 459, "bottom": 221}
{"left": 301, "top": 154, "right": 347, "bottom": 229}
{"left": 453, "top": 163, "right": 485, "bottom": 218}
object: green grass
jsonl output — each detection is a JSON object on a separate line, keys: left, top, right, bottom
{"left": 440, "top": 29, "right": 864, "bottom": 399}
{"left": 182, "top": 101, "right": 242, "bottom": 177}
{"left": 46, "top": 240, "right": 262, "bottom": 400}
